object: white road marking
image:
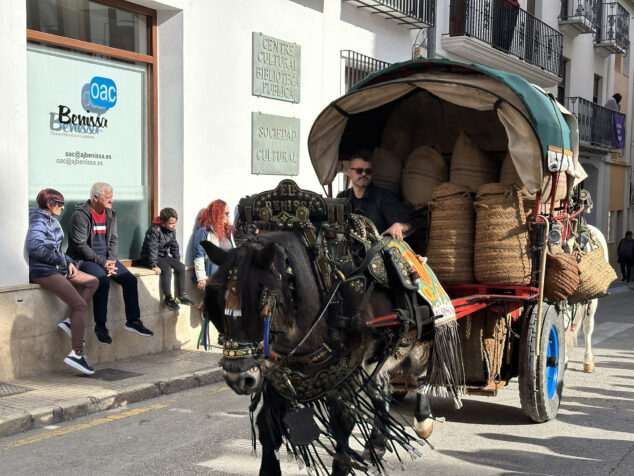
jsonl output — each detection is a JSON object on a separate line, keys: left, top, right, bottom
{"left": 168, "top": 408, "right": 193, "bottom": 413}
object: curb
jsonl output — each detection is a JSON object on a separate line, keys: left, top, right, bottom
{"left": 0, "top": 366, "right": 223, "bottom": 438}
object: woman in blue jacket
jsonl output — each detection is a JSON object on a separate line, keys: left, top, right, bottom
{"left": 27, "top": 189, "right": 98, "bottom": 375}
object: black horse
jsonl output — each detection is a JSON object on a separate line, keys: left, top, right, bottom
{"left": 203, "top": 230, "right": 459, "bottom": 475}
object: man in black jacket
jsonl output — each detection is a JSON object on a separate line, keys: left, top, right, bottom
{"left": 337, "top": 150, "right": 414, "bottom": 240}
{"left": 67, "top": 182, "right": 153, "bottom": 343}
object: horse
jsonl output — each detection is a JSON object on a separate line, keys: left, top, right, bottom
{"left": 564, "top": 224, "right": 609, "bottom": 373}
{"left": 202, "top": 228, "right": 462, "bottom": 476}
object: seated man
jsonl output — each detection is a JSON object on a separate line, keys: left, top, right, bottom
{"left": 67, "top": 182, "right": 153, "bottom": 343}
{"left": 337, "top": 150, "right": 415, "bottom": 240}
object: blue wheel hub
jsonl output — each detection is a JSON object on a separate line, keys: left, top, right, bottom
{"left": 546, "top": 325, "right": 559, "bottom": 399}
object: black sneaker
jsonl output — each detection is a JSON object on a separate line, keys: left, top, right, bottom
{"left": 64, "top": 350, "right": 94, "bottom": 375}
{"left": 177, "top": 293, "right": 195, "bottom": 306}
{"left": 58, "top": 317, "right": 72, "bottom": 338}
{"left": 95, "top": 324, "right": 112, "bottom": 344}
{"left": 124, "top": 320, "right": 153, "bottom": 337}
{"left": 163, "top": 296, "right": 180, "bottom": 311}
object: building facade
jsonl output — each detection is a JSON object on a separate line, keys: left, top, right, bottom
{"left": 1, "top": 0, "right": 632, "bottom": 285}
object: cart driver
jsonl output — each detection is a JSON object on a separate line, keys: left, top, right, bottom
{"left": 337, "top": 150, "right": 415, "bottom": 241}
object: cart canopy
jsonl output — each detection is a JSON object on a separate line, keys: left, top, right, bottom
{"left": 308, "top": 58, "right": 584, "bottom": 193}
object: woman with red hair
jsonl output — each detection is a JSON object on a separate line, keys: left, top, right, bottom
{"left": 27, "top": 188, "right": 99, "bottom": 375}
{"left": 193, "top": 199, "right": 234, "bottom": 290}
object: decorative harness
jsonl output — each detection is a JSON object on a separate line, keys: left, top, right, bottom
{"left": 220, "top": 180, "right": 436, "bottom": 404}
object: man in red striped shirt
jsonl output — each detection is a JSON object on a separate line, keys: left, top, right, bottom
{"left": 67, "top": 182, "right": 153, "bottom": 343}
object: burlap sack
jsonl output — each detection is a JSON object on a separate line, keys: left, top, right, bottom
{"left": 450, "top": 131, "right": 500, "bottom": 193}
{"left": 543, "top": 247, "right": 579, "bottom": 302}
{"left": 426, "top": 183, "right": 474, "bottom": 284}
{"left": 401, "top": 146, "right": 449, "bottom": 209}
{"left": 474, "top": 183, "right": 531, "bottom": 285}
{"left": 500, "top": 152, "right": 567, "bottom": 215}
{"left": 371, "top": 147, "right": 402, "bottom": 194}
{"left": 568, "top": 246, "right": 617, "bottom": 303}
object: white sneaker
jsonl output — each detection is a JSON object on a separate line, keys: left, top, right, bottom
{"left": 63, "top": 350, "right": 94, "bottom": 375}
{"left": 58, "top": 317, "right": 72, "bottom": 338}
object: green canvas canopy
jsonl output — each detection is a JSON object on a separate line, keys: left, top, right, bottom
{"left": 308, "top": 58, "right": 583, "bottom": 193}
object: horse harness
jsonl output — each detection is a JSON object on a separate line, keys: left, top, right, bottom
{"left": 222, "top": 180, "right": 434, "bottom": 403}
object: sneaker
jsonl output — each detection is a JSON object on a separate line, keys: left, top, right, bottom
{"left": 163, "top": 296, "right": 180, "bottom": 311}
{"left": 124, "top": 320, "right": 153, "bottom": 337}
{"left": 95, "top": 324, "right": 112, "bottom": 344}
{"left": 58, "top": 317, "right": 72, "bottom": 338}
{"left": 177, "top": 293, "right": 195, "bottom": 306}
{"left": 63, "top": 350, "right": 94, "bottom": 375}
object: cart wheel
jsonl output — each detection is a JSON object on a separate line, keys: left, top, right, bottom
{"left": 391, "top": 391, "right": 408, "bottom": 402}
{"left": 518, "top": 303, "right": 565, "bottom": 422}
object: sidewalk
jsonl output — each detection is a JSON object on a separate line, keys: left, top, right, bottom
{"left": 607, "top": 279, "right": 634, "bottom": 295}
{"left": 0, "top": 348, "right": 223, "bottom": 438}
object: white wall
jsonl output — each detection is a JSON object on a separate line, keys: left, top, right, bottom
{"left": 0, "top": 1, "right": 29, "bottom": 286}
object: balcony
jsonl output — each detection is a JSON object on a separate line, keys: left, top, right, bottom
{"left": 558, "top": 0, "right": 599, "bottom": 36}
{"left": 595, "top": 2, "right": 630, "bottom": 55}
{"left": 341, "top": 50, "right": 391, "bottom": 93}
{"left": 442, "top": 0, "right": 563, "bottom": 87}
{"left": 343, "top": 0, "right": 435, "bottom": 28}
{"left": 563, "top": 97, "right": 626, "bottom": 151}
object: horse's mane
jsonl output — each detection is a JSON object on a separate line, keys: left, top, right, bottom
{"left": 212, "top": 231, "right": 323, "bottom": 348}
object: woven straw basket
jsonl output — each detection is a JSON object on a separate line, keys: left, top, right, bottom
{"left": 426, "top": 183, "right": 474, "bottom": 284}
{"left": 543, "top": 249, "right": 579, "bottom": 302}
{"left": 474, "top": 183, "right": 531, "bottom": 285}
{"left": 568, "top": 247, "right": 617, "bottom": 303}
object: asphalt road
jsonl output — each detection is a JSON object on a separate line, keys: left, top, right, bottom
{"left": 1, "top": 290, "right": 632, "bottom": 475}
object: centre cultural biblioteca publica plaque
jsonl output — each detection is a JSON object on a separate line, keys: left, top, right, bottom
{"left": 252, "top": 32, "right": 301, "bottom": 103}
{"left": 252, "top": 112, "right": 300, "bottom": 176}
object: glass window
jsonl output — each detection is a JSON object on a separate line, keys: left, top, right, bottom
{"left": 27, "top": 44, "right": 149, "bottom": 259}
{"left": 27, "top": 0, "right": 151, "bottom": 55}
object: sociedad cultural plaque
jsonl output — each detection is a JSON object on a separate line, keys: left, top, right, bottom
{"left": 252, "top": 32, "right": 301, "bottom": 103}
{"left": 252, "top": 112, "right": 300, "bottom": 176}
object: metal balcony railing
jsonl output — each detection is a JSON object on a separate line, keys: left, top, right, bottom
{"left": 595, "top": 2, "right": 630, "bottom": 52}
{"left": 563, "top": 96, "right": 626, "bottom": 149}
{"left": 344, "top": 0, "right": 435, "bottom": 28}
{"left": 559, "top": 0, "right": 600, "bottom": 32}
{"left": 341, "top": 50, "right": 391, "bottom": 93}
{"left": 449, "top": 0, "right": 564, "bottom": 76}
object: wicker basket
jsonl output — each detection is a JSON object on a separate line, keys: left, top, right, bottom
{"left": 426, "top": 183, "right": 474, "bottom": 284}
{"left": 568, "top": 247, "right": 617, "bottom": 303}
{"left": 474, "top": 183, "right": 531, "bottom": 285}
{"left": 543, "top": 248, "right": 579, "bottom": 302}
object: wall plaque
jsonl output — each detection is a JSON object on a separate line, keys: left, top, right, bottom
{"left": 252, "top": 32, "right": 301, "bottom": 103}
{"left": 252, "top": 112, "right": 300, "bottom": 176}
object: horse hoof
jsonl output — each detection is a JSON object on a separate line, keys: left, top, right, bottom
{"left": 583, "top": 363, "right": 595, "bottom": 373}
{"left": 414, "top": 418, "right": 433, "bottom": 439}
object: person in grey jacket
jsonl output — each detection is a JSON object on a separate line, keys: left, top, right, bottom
{"left": 67, "top": 182, "right": 153, "bottom": 343}
{"left": 27, "top": 188, "right": 98, "bottom": 375}
{"left": 140, "top": 207, "right": 194, "bottom": 311}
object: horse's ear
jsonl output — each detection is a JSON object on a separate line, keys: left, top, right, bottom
{"left": 256, "top": 242, "right": 277, "bottom": 270}
{"left": 201, "top": 241, "right": 227, "bottom": 265}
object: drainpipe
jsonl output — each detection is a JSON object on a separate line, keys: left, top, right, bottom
{"left": 427, "top": 0, "right": 437, "bottom": 58}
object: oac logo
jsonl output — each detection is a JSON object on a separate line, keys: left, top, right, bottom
{"left": 81, "top": 76, "right": 117, "bottom": 115}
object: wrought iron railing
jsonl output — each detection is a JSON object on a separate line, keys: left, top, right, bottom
{"left": 563, "top": 96, "right": 625, "bottom": 149}
{"left": 449, "top": 0, "right": 564, "bottom": 76}
{"left": 559, "top": 0, "right": 600, "bottom": 28}
{"left": 341, "top": 50, "right": 391, "bottom": 93}
{"left": 596, "top": 2, "right": 630, "bottom": 50}
{"left": 343, "top": 0, "right": 435, "bottom": 28}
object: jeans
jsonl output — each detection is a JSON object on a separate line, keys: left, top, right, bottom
{"left": 157, "top": 256, "right": 186, "bottom": 298}
{"left": 80, "top": 260, "right": 140, "bottom": 324}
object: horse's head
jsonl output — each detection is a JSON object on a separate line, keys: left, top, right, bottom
{"left": 202, "top": 233, "right": 318, "bottom": 395}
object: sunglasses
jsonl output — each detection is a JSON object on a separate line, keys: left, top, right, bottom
{"left": 52, "top": 199, "right": 65, "bottom": 207}
{"left": 351, "top": 167, "right": 373, "bottom": 175}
